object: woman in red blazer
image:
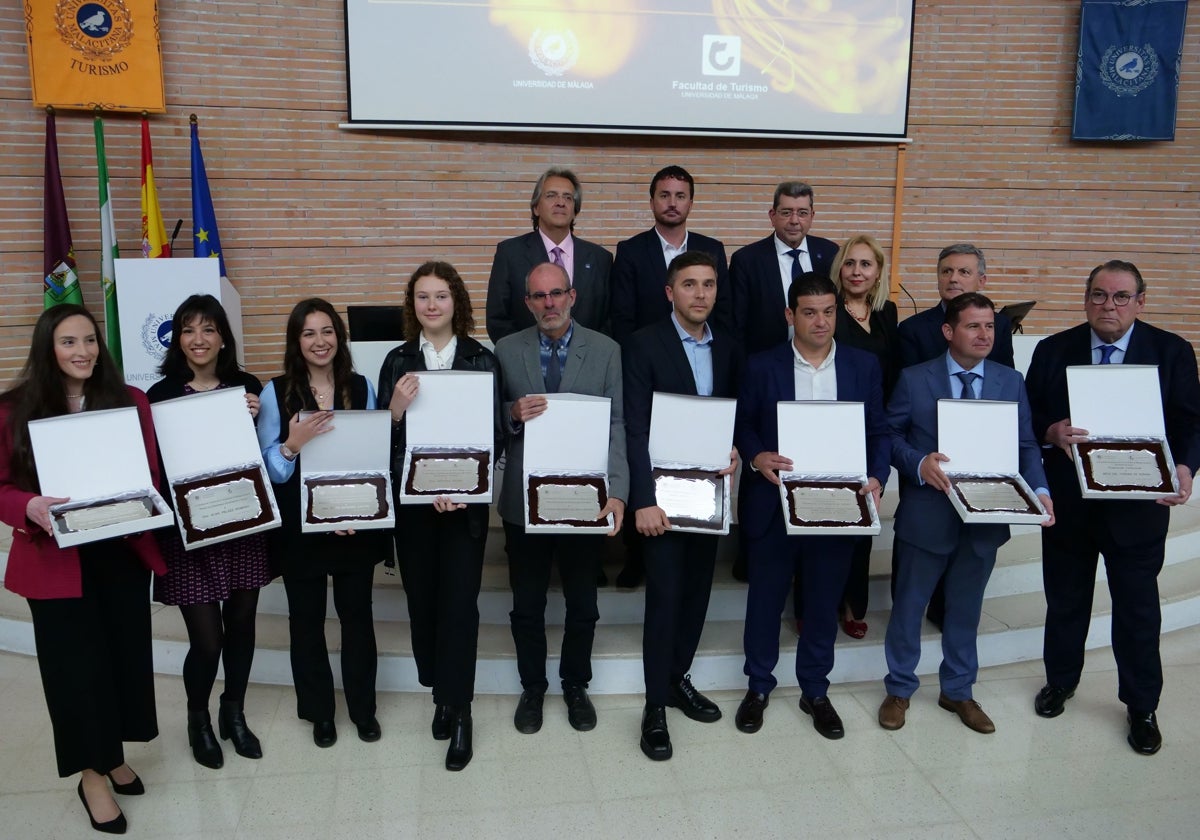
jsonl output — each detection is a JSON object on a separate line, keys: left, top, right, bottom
{"left": 0, "top": 304, "right": 166, "bottom": 834}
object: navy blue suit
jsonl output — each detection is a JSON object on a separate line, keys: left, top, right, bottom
{"left": 898, "top": 303, "right": 1015, "bottom": 369}
{"left": 730, "top": 234, "right": 840, "bottom": 355}
{"left": 733, "top": 341, "right": 889, "bottom": 697}
{"left": 883, "top": 354, "right": 1047, "bottom": 701}
{"left": 1026, "top": 321, "right": 1200, "bottom": 711}
{"left": 624, "top": 316, "right": 743, "bottom": 705}
{"left": 610, "top": 228, "right": 731, "bottom": 345}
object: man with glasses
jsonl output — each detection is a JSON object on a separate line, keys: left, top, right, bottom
{"left": 494, "top": 262, "right": 628, "bottom": 735}
{"left": 486, "top": 167, "right": 614, "bottom": 342}
{"left": 1025, "top": 260, "right": 1200, "bottom": 755}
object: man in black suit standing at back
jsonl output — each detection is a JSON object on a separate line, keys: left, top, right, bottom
{"left": 730, "top": 181, "right": 839, "bottom": 355}
{"left": 486, "top": 167, "right": 614, "bottom": 342}
{"left": 623, "top": 251, "right": 742, "bottom": 761}
{"left": 611, "top": 165, "right": 731, "bottom": 345}
{"left": 1025, "top": 259, "right": 1200, "bottom": 755}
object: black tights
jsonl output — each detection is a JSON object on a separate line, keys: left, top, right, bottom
{"left": 179, "top": 589, "right": 261, "bottom": 711}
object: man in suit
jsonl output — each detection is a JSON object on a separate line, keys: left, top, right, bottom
{"left": 730, "top": 181, "right": 839, "bottom": 355}
{"left": 611, "top": 165, "right": 731, "bottom": 345}
{"left": 623, "top": 251, "right": 743, "bottom": 760}
{"left": 733, "top": 273, "right": 889, "bottom": 739}
{"left": 1025, "top": 260, "right": 1200, "bottom": 755}
{"left": 879, "top": 292, "right": 1053, "bottom": 734}
{"left": 486, "top": 167, "right": 614, "bottom": 342}
{"left": 494, "top": 262, "right": 629, "bottom": 735}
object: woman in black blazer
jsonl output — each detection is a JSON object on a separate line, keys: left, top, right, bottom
{"left": 377, "top": 261, "right": 502, "bottom": 771}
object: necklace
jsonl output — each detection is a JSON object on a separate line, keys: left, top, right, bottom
{"left": 310, "top": 385, "right": 332, "bottom": 407}
{"left": 844, "top": 301, "right": 871, "bottom": 323}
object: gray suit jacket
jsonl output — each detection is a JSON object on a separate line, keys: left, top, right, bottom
{"left": 494, "top": 323, "right": 629, "bottom": 525}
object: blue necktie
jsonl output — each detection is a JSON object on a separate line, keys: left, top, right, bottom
{"left": 1098, "top": 344, "right": 1117, "bottom": 365}
{"left": 955, "top": 371, "right": 979, "bottom": 399}
{"left": 545, "top": 340, "right": 561, "bottom": 392}
{"left": 785, "top": 248, "right": 804, "bottom": 280}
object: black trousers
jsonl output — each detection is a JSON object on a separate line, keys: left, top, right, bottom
{"left": 503, "top": 522, "right": 601, "bottom": 693}
{"left": 27, "top": 543, "right": 157, "bottom": 778}
{"left": 395, "top": 504, "right": 485, "bottom": 706}
{"left": 282, "top": 563, "right": 378, "bottom": 723}
{"left": 642, "top": 531, "right": 718, "bottom": 705}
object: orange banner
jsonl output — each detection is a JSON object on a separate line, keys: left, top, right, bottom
{"left": 24, "top": 0, "right": 165, "bottom": 113}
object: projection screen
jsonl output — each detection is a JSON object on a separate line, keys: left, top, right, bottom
{"left": 344, "top": 1, "right": 915, "bottom": 141}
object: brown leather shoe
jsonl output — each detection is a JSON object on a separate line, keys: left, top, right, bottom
{"left": 878, "top": 695, "right": 909, "bottom": 730}
{"left": 938, "top": 693, "right": 995, "bottom": 733}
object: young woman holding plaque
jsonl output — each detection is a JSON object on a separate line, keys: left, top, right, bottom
{"left": 256, "top": 297, "right": 389, "bottom": 748}
{"left": 376, "top": 261, "right": 502, "bottom": 771}
{"left": 146, "top": 294, "right": 270, "bottom": 770}
{"left": 0, "top": 304, "right": 166, "bottom": 834}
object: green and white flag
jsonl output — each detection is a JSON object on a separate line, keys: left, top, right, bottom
{"left": 94, "top": 113, "right": 122, "bottom": 367}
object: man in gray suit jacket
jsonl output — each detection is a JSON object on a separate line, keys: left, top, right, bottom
{"left": 494, "top": 262, "right": 628, "bottom": 736}
{"left": 486, "top": 167, "right": 614, "bottom": 342}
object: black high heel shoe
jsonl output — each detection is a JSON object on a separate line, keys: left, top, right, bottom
{"left": 105, "top": 768, "right": 144, "bottom": 796}
{"left": 187, "top": 709, "right": 224, "bottom": 769}
{"left": 431, "top": 704, "right": 453, "bottom": 741}
{"left": 218, "top": 698, "right": 263, "bottom": 759}
{"left": 445, "top": 705, "right": 473, "bottom": 771}
{"left": 78, "top": 780, "right": 127, "bottom": 834}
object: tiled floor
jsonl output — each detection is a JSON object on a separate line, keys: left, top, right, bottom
{"left": 3, "top": 628, "right": 1200, "bottom": 839}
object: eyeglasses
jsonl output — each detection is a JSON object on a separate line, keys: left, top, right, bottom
{"left": 527, "top": 288, "right": 571, "bottom": 302}
{"left": 1088, "top": 289, "right": 1139, "bottom": 306}
{"left": 773, "top": 208, "right": 812, "bottom": 220}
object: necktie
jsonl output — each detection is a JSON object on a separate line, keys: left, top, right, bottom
{"left": 955, "top": 371, "right": 979, "bottom": 399}
{"left": 550, "top": 246, "right": 565, "bottom": 268}
{"left": 1098, "top": 344, "right": 1117, "bottom": 365}
{"left": 785, "top": 248, "right": 804, "bottom": 280}
{"left": 545, "top": 340, "right": 562, "bottom": 393}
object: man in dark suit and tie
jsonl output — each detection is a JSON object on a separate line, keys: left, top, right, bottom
{"left": 732, "top": 273, "right": 889, "bottom": 739}
{"left": 623, "top": 251, "right": 743, "bottom": 760}
{"left": 730, "top": 181, "right": 840, "bottom": 355}
{"left": 486, "top": 167, "right": 614, "bottom": 342}
{"left": 1025, "top": 260, "right": 1200, "bottom": 755}
{"left": 611, "top": 165, "right": 731, "bottom": 345}
{"left": 494, "top": 262, "right": 629, "bottom": 735}
{"left": 879, "top": 292, "right": 1053, "bottom": 735}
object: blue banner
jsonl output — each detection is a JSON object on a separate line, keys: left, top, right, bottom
{"left": 1072, "top": 0, "right": 1188, "bottom": 141}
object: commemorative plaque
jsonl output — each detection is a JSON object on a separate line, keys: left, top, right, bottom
{"left": 524, "top": 394, "right": 614, "bottom": 533}
{"left": 299, "top": 410, "right": 395, "bottom": 532}
{"left": 647, "top": 393, "right": 737, "bottom": 535}
{"left": 400, "top": 371, "right": 496, "bottom": 504}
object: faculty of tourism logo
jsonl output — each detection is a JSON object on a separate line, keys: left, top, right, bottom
{"left": 1099, "top": 43, "right": 1159, "bottom": 97}
{"left": 54, "top": 0, "right": 133, "bottom": 62}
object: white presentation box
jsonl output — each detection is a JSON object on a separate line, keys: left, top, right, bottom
{"left": 648, "top": 393, "right": 735, "bottom": 535}
{"left": 299, "top": 410, "right": 394, "bottom": 533}
{"left": 151, "top": 387, "right": 282, "bottom": 550}
{"left": 777, "top": 401, "right": 880, "bottom": 535}
{"left": 938, "top": 400, "right": 1050, "bottom": 524}
{"left": 400, "top": 371, "right": 495, "bottom": 505}
{"left": 524, "top": 394, "right": 614, "bottom": 534}
{"left": 1067, "top": 365, "right": 1179, "bottom": 499}
{"left": 29, "top": 407, "right": 173, "bottom": 547}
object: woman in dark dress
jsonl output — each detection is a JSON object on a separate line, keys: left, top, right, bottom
{"left": 255, "top": 298, "right": 389, "bottom": 748}
{"left": 377, "top": 261, "right": 502, "bottom": 771}
{"left": 0, "top": 304, "right": 165, "bottom": 834}
{"left": 831, "top": 235, "right": 900, "bottom": 638}
{"left": 147, "top": 294, "right": 271, "bottom": 769}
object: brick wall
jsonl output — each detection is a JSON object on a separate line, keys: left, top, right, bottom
{"left": 1, "top": 1, "right": 1196, "bottom": 383}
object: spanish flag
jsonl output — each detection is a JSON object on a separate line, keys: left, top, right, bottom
{"left": 140, "top": 116, "right": 169, "bottom": 258}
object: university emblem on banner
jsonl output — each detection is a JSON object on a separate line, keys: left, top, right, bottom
{"left": 55, "top": 1, "right": 134, "bottom": 63}
{"left": 1099, "top": 44, "right": 1159, "bottom": 97}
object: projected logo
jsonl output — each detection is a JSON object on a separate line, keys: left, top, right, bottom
{"left": 1100, "top": 44, "right": 1159, "bottom": 97}
{"left": 702, "top": 34, "right": 741, "bottom": 76}
{"left": 529, "top": 29, "right": 579, "bottom": 76}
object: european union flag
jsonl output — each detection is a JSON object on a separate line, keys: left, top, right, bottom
{"left": 1072, "top": 0, "right": 1188, "bottom": 141}
{"left": 190, "top": 118, "right": 226, "bottom": 275}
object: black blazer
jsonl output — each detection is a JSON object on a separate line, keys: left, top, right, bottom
{"left": 146, "top": 369, "right": 263, "bottom": 402}
{"left": 898, "top": 303, "right": 1015, "bottom": 369}
{"left": 730, "top": 234, "right": 840, "bottom": 355}
{"left": 610, "top": 228, "right": 731, "bottom": 345}
{"left": 485, "top": 230, "right": 613, "bottom": 342}
{"left": 1026, "top": 320, "right": 1200, "bottom": 546}
{"left": 834, "top": 296, "right": 901, "bottom": 401}
{"left": 622, "top": 317, "right": 743, "bottom": 511}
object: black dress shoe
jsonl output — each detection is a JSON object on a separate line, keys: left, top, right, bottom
{"left": 78, "top": 780, "right": 127, "bottom": 834}
{"left": 105, "top": 769, "right": 144, "bottom": 796}
{"left": 1127, "top": 709, "right": 1162, "bottom": 755}
{"left": 313, "top": 719, "right": 337, "bottom": 748}
{"left": 355, "top": 716, "right": 382, "bottom": 743}
{"left": 445, "top": 706, "right": 473, "bottom": 771}
{"left": 799, "top": 694, "right": 845, "bottom": 740}
{"left": 734, "top": 690, "right": 769, "bottom": 733}
{"left": 218, "top": 698, "right": 263, "bottom": 759}
{"left": 187, "top": 709, "right": 224, "bottom": 769}
{"left": 563, "top": 685, "right": 597, "bottom": 731}
{"left": 667, "top": 675, "right": 722, "bottom": 723}
{"left": 514, "top": 690, "right": 544, "bottom": 734}
{"left": 640, "top": 704, "right": 672, "bottom": 761}
{"left": 432, "top": 704, "right": 453, "bottom": 741}
{"left": 1033, "top": 684, "right": 1076, "bottom": 719}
